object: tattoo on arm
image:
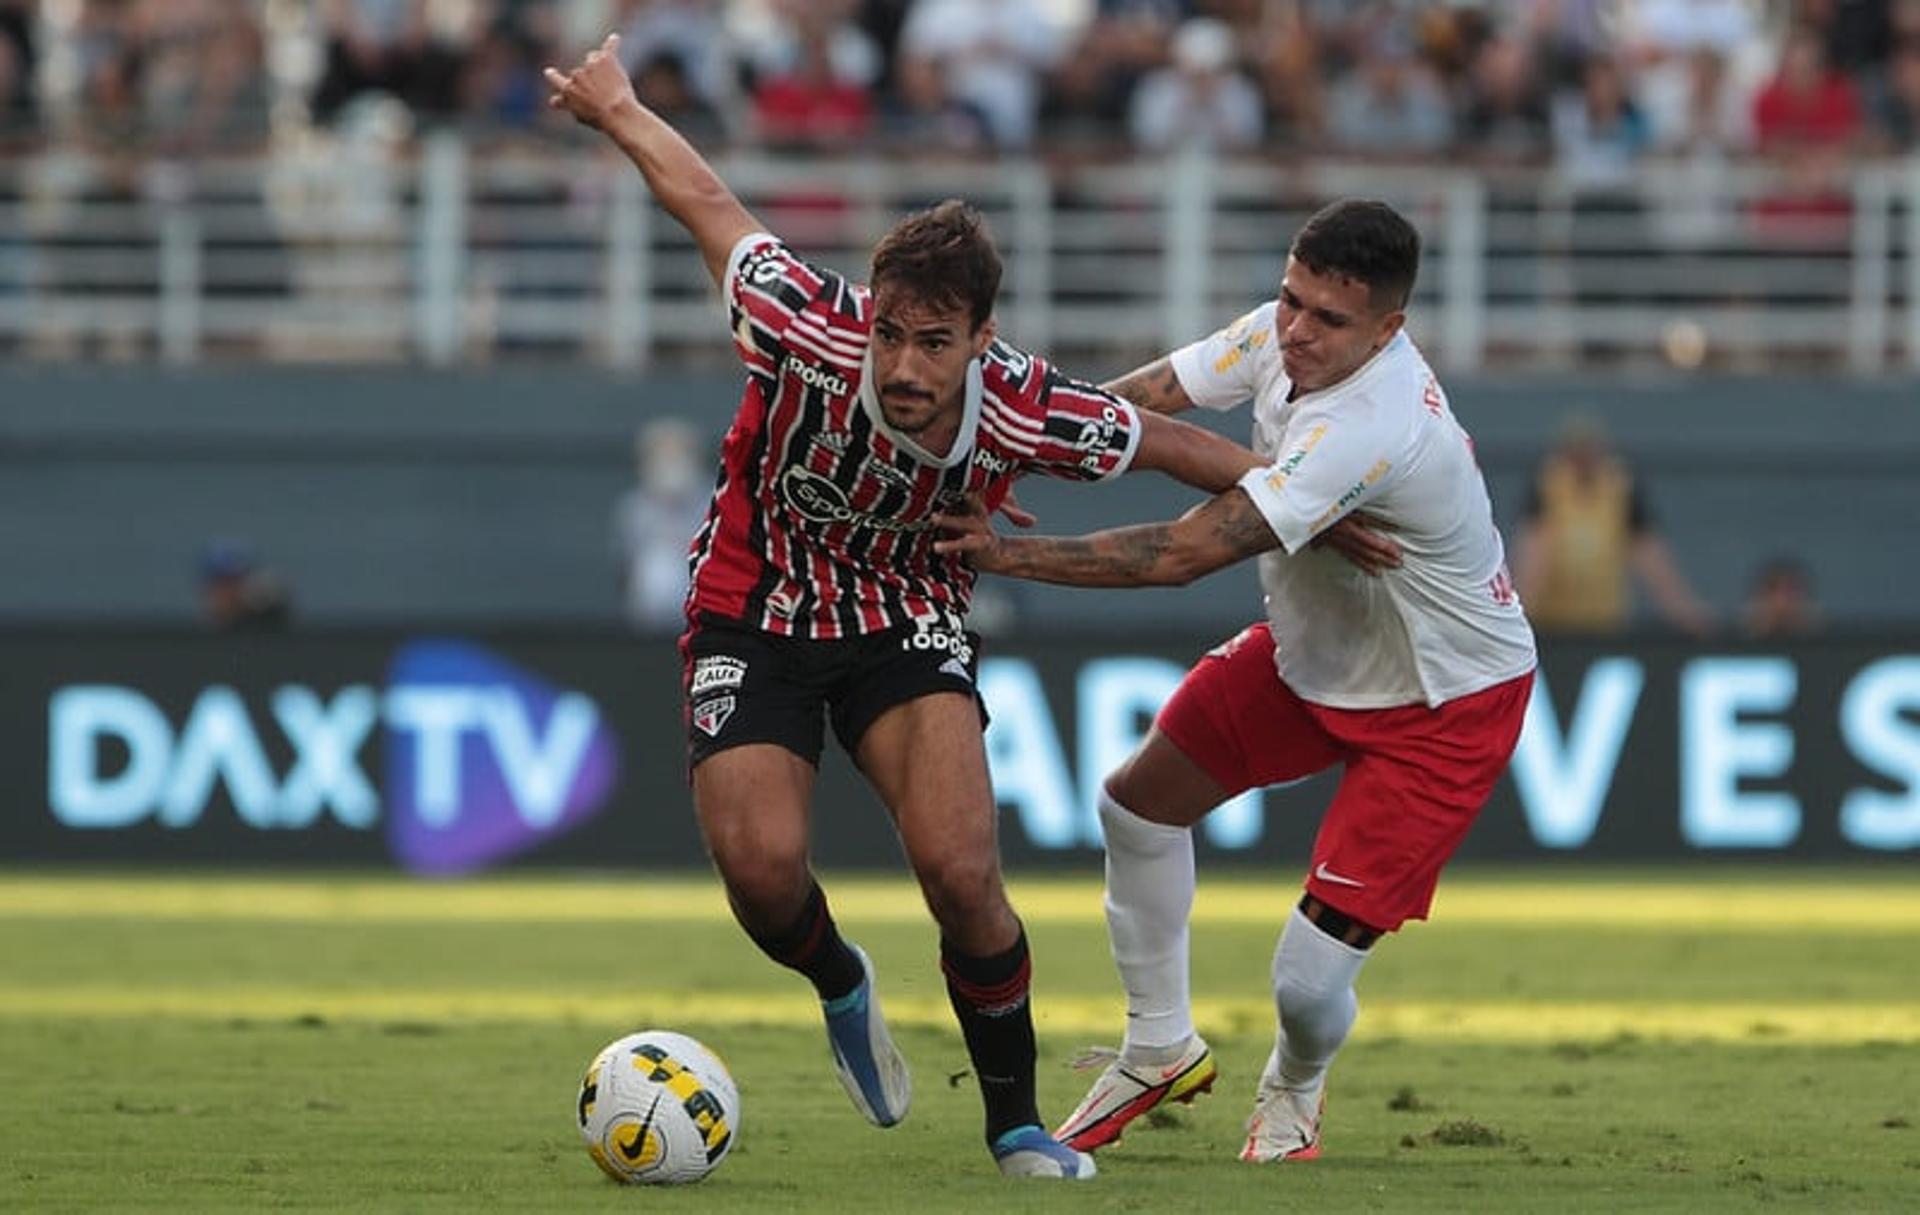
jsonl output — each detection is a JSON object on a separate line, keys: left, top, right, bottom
{"left": 989, "top": 489, "right": 1276, "bottom": 588}
{"left": 992, "top": 527, "right": 1179, "bottom": 587}
{"left": 1203, "top": 490, "right": 1281, "bottom": 562}
{"left": 1104, "top": 358, "right": 1191, "bottom": 415}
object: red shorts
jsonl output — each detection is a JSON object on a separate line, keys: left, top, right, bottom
{"left": 1156, "top": 623, "right": 1533, "bottom": 933}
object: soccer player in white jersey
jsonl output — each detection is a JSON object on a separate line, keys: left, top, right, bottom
{"left": 937, "top": 200, "right": 1538, "bottom": 1163}
{"left": 545, "top": 35, "right": 1268, "bottom": 1180}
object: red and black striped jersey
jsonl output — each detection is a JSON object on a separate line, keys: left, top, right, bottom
{"left": 685, "top": 234, "right": 1141, "bottom": 639}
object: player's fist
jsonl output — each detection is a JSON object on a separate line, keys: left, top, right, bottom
{"left": 1312, "top": 510, "right": 1402, "bottom": 576}
{"left": 933, "top": 495, "right": 1007, "bottom": 570}
{"left": 544, "top": 33, "right": 641, "bottom": 131}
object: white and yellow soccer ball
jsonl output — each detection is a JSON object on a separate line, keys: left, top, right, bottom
{"left": 576, "top": 1030, "right": 739, "bottom": 1185}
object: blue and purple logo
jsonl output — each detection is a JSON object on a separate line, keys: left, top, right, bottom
{"left": 384, "top": 640, "right": 620, "bottom": 875}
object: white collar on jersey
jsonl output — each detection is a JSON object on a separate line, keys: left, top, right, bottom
{"left": 856, "top": 344, "right": 983, "bottom": 469}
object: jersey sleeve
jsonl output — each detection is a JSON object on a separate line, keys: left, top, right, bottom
{"left": 1019, "top": 360, "right": 1143, "bottom": 483}
{"left": 1235, "top": 415, "right": 1397, "bottom": 555}
{"left": 1168, "top": 303, "right": 1277, "bottom": 411}
{"left": 723, "top": 233, "right": 835, "bottom": 377}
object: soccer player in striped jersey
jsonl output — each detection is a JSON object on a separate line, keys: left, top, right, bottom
{"left": 937, "top": 200, "right": 1538, "bottom": 1165}
{"left": 546, "top": 35, "right": 1264, "bottom": 1180}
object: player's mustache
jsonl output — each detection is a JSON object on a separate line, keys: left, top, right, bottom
{"left": 881, "top": 383, "right": 932, "bottom": 401}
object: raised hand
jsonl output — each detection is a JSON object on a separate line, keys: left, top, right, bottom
{"left": 544, "top": 33, "right": 641, "bottom": 132}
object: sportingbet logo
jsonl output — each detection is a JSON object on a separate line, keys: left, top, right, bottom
{"left": 781, "top": 466, "right": 932, "bottom": 533}
{"left": 45, "top": 639, "right": 619, "bottom": 874}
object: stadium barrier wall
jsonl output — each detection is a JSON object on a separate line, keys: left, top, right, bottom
{"left": 4, "top": 630, "right": 1915, "bottom": 871}
{"left": 4, "top": 367, "right": 1918, "bottom": 631}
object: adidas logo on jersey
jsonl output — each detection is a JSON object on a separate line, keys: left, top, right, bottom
{"left": 938, "top": 657, "right": 971, "bottom": 681}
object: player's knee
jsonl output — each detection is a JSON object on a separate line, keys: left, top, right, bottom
{"left": 708, "top": 839, "right": 807, "bottom": 916}
{"left": 1102, "top": 744, "right": 1218, "bottom": 828}
{"left": 915, "top": 853, "right": 1006, "bottom": 934}
{"left": 1102, "top": 768, "right": 1145, "bottom": 813}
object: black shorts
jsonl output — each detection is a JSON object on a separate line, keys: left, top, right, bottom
{"left": 680, "top": 618, "right": 988, "bottom": 772}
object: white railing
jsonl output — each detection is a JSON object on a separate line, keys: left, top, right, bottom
{"left": 0, "top": 144, "right": 1913, "bottom": 374}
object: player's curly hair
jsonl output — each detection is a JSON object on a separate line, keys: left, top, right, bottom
{"left": 1290, "top": 199, "right": 1420, "bottom": 313}
{"left": 870, "top": 200, "right": 1003, "bottom": 331}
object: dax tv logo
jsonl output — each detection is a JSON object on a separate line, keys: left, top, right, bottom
{"left": 45, "top": 640, "right": 619, "bottom": 874}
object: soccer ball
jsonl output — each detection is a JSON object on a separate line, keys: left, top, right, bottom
{"left": 576, "top": 1029, "right": 739, "bottom": 1185}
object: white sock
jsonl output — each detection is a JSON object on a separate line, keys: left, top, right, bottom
{"left": 1271, "top": 906, "right": 1369, "bottom": 1091}
{"left": 1098, "top": 789, "right": 1196, "bottom": 1058}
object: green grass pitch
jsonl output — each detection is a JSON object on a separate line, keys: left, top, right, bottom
{"left": 3, "top": 868, "right": 1918, "bottom": 1212}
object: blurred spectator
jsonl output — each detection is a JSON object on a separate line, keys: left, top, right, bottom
{"left": 1743, "top": 557, "right": 1821, "bottom": 638}
{"left": 1631, "top": 0, "right": 1758, "bottom": 60}
{"left": 1458, "top": 33, "right": 1552, "bottom": 162}
{"left": 1043, "top": 0, "right": 1189, "bottom": 147}
{"left": 1753, "top": 24, "right": 1866, "bottom": 152}
{"left": 1552, "top": 56, "right": 1652, "bottom": 192}
{"left": 613, "top": 419, "right": 709, "bottom": 633}
{"left": 631, "top": 49, "right": 726, "bottom": 146}
{"left": 1513, "top": 415, "right": 1714, "bottom": 636}
{"left": 896, "top": 0, "right": 1065, "bottom": 150}
{"left": 1869, "top": 35, "right": 1920, "bottom": 148}
{"left": 1248, "top": 0, "right": 1327, "bottom": 149}
{"left": 1644, "top": 44, "right": 1752, "bottom": 155}
{"left": 1324, "top": 27, "right": 1453, "bottom": 156}
{"left": 1750, "top": 24, "right": 1863, "bottom": 245}
{"left": 1534, "top": 0, "right": 1615, "bottom": 82}
{"left": 1127, "top": 17, "right": 1263, "bottom": 152}
{"left": 0, "top": 0, "right": 35, "bottom": 138}
{"left": 1629, "top": 0, "right": 1758, "bottom": 152}
{"left": 853, "top": 0, "right": 913, "bottom": 95}
{"left": 130, "top": 0, "right": 269, "bottom": 154}
{"left": 461, "top": 1, "right": 564, "bottom": 133}
{"left": 614, "top": 0, "right": 734, "bottom": 118}
{"left": 312, "top": 0, "right": 466, "bottom": 126}
{"left": 1802, "top": 0, "right": 1895, "bottom": 76}
{"left": 745, "top": 0, "right": 879, "bottom": 150}
{"left": 199, "top": 540, "right": 293, "bottom": 632}
{"left": 74, "top": 0, "right": 142, "bottom": 144}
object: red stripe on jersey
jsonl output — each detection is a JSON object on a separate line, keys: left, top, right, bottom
{"left": 685, "top": 380, "right": 773, "bottom": 625}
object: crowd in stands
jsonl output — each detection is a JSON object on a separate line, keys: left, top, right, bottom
{"left": 0, "top": 0, "right": 1917, "bottom": 163}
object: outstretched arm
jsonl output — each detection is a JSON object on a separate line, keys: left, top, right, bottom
{"left": 1631, "top": 533, "right": 1716, "bottom": 636}
{"left": 935, "top": 487, "right": 1279, "bottom": 588}
{"left": 546, "top": 33, "right": 763, "bottom": 289}
{"left": 1129, "top": 410, "right": 1266, "bottom": 494}
{"left": 1102, "top": 356, "right": 1195, "bottom": 416}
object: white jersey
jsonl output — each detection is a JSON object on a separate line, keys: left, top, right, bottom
{"left": 1170, "top": 304, "right": 1536, "bottom": 709}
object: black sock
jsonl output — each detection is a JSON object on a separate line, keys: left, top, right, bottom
{"left": 742, "top": 882, "right": 864, "bottom": 1003}
{"left": 942, "top": 928, "right": 1040, "bottom": 1145}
